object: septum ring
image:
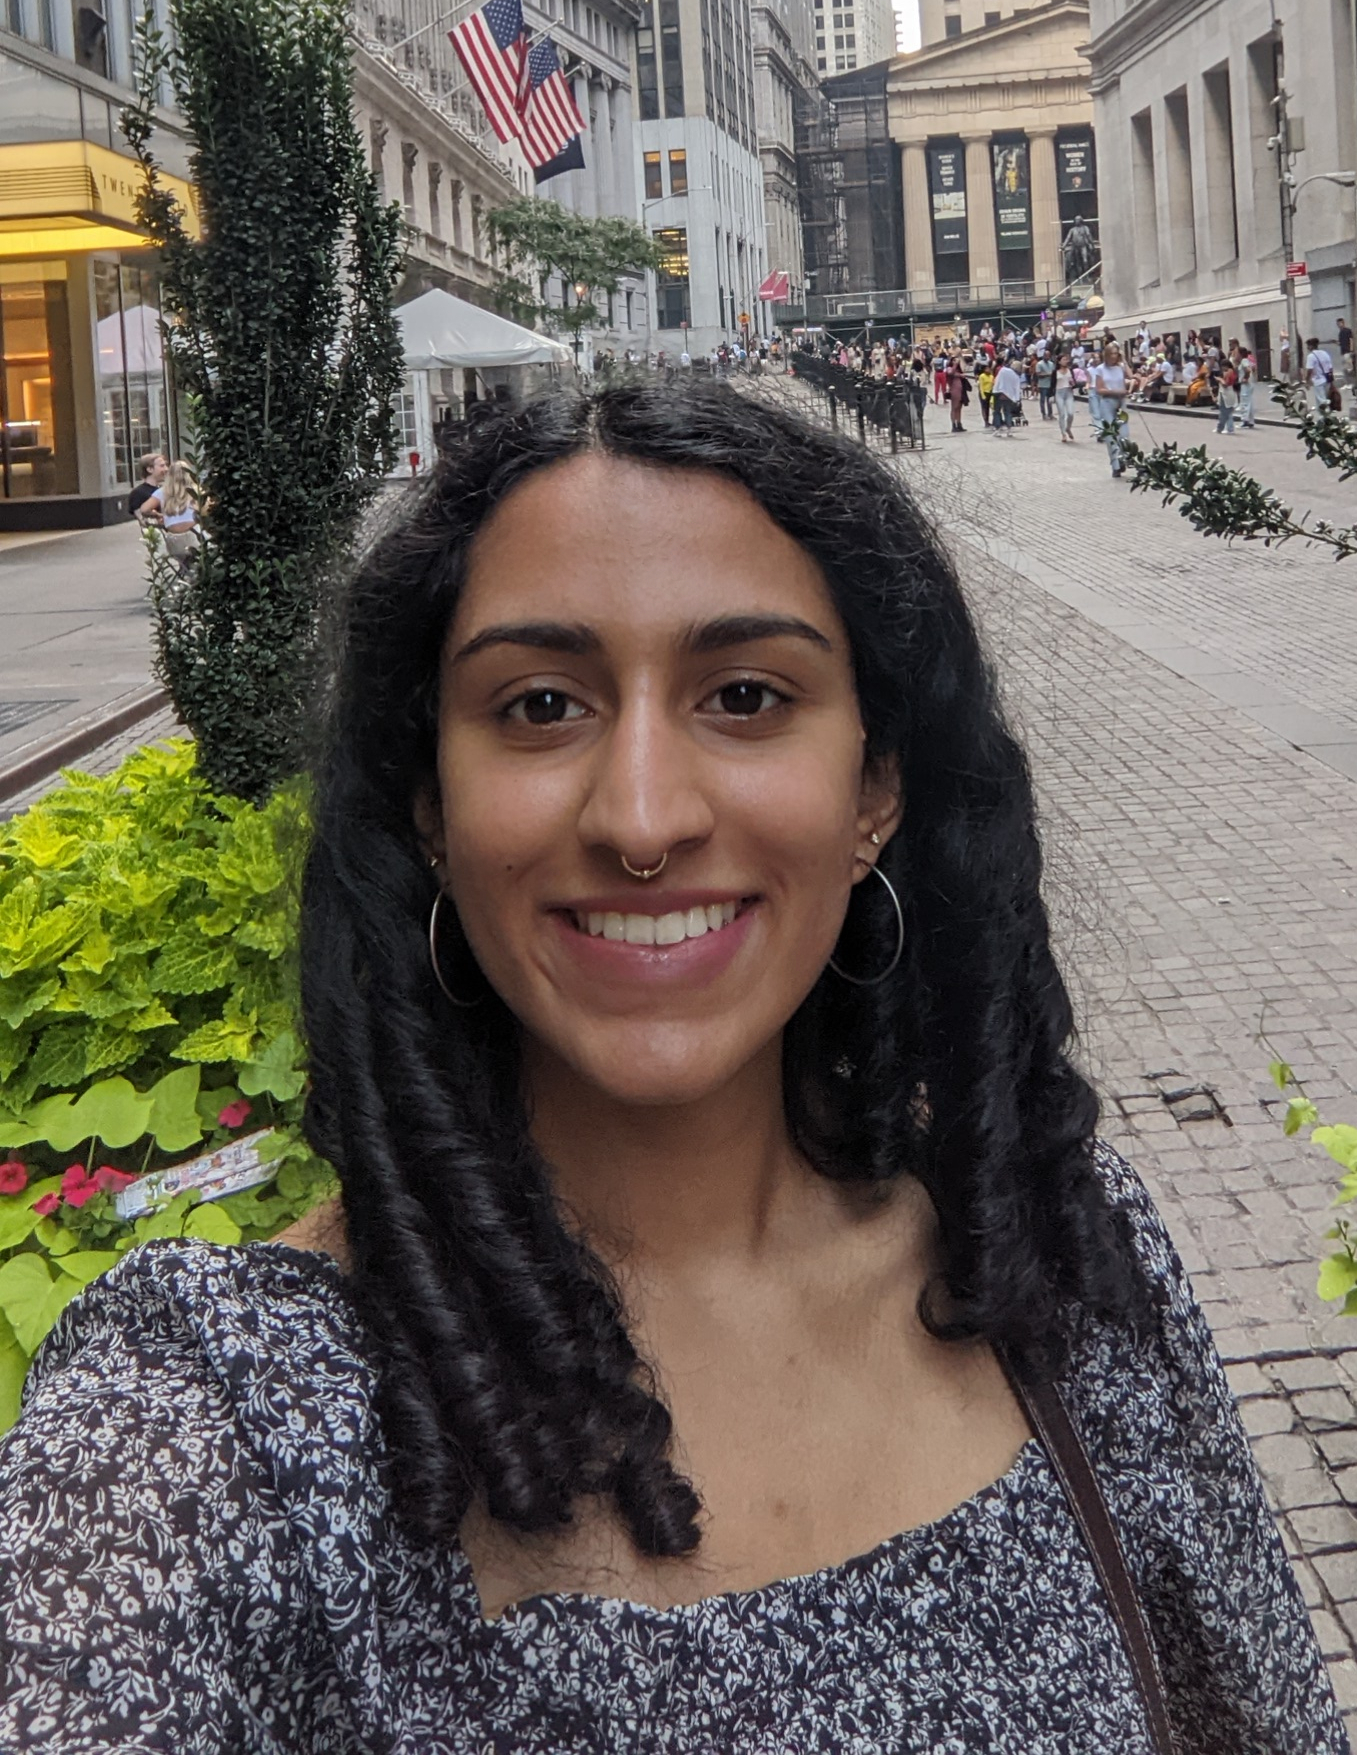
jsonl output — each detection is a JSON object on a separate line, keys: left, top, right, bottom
{"left": 621, "top": 851, "right": 668, "bottom": 881}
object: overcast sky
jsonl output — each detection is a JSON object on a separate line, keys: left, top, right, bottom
{"left": 895, "top": 0, "right": 921, "bottom": 50}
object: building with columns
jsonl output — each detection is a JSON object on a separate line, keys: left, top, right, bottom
{"left": 1087, "top": 0, "right": 1356, "bottom": 373}
{"left": 887, "top": 0, "right": 1097, "bottom": 320}
{"left": 917, "top": 0, "right": 1051, "bottom": 43}
{"left": 752, "top": 0, "right": 816, "bottom": 303}
{"left": 635, "top": 0, "right": 770, "bottom": 354}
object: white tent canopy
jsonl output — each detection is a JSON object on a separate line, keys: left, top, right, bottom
{"left": 396, "top": 288, "right": 570, "bottom": 370}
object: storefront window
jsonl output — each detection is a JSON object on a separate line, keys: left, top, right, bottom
{"left": 0, "top": 265, "right": 79, "bottom": 499}
{"left": 94, "top": 256, "right": 171, "bottom": 491}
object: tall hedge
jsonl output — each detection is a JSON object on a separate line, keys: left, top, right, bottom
{"left": 122, "top": 0, "right": 405, "bottom": 801}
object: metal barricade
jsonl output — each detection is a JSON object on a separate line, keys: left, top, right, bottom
{"left": 788, "top": 354, "right": 927, "bottom": 454}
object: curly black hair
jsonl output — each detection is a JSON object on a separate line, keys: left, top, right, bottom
{"left": 300, "top": 379, "right": 1149, "bottom": 1560}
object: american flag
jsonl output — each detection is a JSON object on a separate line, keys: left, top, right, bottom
{"left": 449, "top": 0, "right": 529, "bottom": 145}
{"left": 518, "top": 36, "right": 587, "bottom": 170}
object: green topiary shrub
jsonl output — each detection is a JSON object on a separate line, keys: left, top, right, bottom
{"left": 0, "top": 739, "right": 332, "bottom": 1428}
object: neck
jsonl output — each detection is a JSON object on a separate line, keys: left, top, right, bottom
{"left": 525, "top": 1038, "right": 811, "bottom": 1274}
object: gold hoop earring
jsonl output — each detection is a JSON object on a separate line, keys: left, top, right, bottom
{"left": 621, "top": 851, "right": 668, "bottom": 881}
{"left": 428, "top": 888, "right": 484, "bottom": 1008}
{"left": 829, "top": 863, "right": 905, "bottom": 987}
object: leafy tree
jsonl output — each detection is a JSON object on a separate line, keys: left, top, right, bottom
{"left": 1120, "top": 385, "right": 1357, "bottom": 557}
{"left": 121, "top": 0, "right": 405, "bottom": 802}
{"left": 487, "top": 196, "right": 661, "bottom": 347}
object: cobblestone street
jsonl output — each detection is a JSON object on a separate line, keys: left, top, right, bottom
{"left": 758, "top": 374, "right": 1357, "bottom": 1728}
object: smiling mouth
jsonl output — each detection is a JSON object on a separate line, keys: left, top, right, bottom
{"left": 568, "top": 899, "right": 756, "bottom": 945}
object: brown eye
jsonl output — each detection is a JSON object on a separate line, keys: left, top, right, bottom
{"left": 711, "top": 681, "right": 786, "bottom": 717}
{"left": 504, "top": 690, "right": 584, "bottom": 726}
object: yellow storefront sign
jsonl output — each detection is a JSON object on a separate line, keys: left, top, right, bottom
{"left": 0, "top": 139, "right": 200, "bottom": 259}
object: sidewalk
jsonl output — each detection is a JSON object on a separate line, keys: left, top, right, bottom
{"left": 0, "top": 522, "right": 155, "bottom": 769}
{"left": 758, "top": 374, "right": 1357, "bottom": 1730}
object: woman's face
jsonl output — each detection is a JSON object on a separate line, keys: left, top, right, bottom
{"left": 420, "top": 454, "right": 899, "bottom": 1110}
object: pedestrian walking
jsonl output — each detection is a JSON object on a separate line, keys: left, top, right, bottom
{"left": 977, "top": 361, "right": 995, "bottom": 427}
{"left": 1054, "top": 353, "right": 1076, "bottom": 442}
{"left": 992, "top": 359, "right": 1022, "bottom": 436}
{"left": 1340, "top": 317, "right": 1354, "bottom": 379}
{"left": 932, "top": 346, "right": 949, "bottom": 405}
{"left": 947, "top": 355, "right": 969, "bottom": 433}
{"left": 1092, "top": 342, "right": 1129, "bottom": 476}
{"left": 1215, "top": 361, "right": 1239, "bottom": 434}
{"left": 1305, "top": 337, "right": 1336, "bottom": 414}
{"left": 1036, "top": 353, "right": 1056, "bottom": 422}
{"left": 1235, "top": 343, "right": 1257, "bottom": 428}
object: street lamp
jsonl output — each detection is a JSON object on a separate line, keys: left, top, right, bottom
{"left": 571, "top": 279, "right": 589, "bottom": 367}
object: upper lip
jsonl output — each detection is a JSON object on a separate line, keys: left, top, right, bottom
{"left": 551, "top": 889, "right": 756, "bottom": 916}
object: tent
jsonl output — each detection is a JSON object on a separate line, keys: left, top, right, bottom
{"left": 393, "top": 289, "right": 571, "bottom": 475}
{"left": 396, "top": 288, "right": 571, "bottom": 370}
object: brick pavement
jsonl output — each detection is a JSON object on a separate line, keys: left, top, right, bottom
{"left": 755, "top": 373, "right": 1357, "bottom": 1729}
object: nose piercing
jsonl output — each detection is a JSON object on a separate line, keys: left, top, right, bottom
{"left": 621, "top": 851, "right": 668, "bottom": 881}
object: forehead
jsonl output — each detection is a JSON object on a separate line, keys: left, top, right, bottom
{"left": 454, "top": 453, "right": 841, "bottom": 643}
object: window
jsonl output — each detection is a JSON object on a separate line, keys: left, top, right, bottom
{"left": 652, "top": 225, "right": 690, "bottom": 328}
{"left": 643, "top": 150, "right": 663, "bottom": 199}
{"left": 637, "top": 7, "right": 659, "bottom": 119}
{"left": 815, "top": 33, "right": 824, "bottom": 47}
{"left": 944, "top": 13, "right": 962, "bottom": 35}
{"left": 668, "top": 147, "right": 688, "bottom": 194}
{"left": 984, "top": 8, "right": 1000, "bottom": 21}
{"left": 845, "top": 33, "right": 853, "bottom": 46}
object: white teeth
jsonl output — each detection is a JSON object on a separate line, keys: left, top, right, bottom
{"left": 580, "top": 903, "right": 747, "bottom": 943}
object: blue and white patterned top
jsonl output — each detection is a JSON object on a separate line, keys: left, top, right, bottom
{"left": 0, "top": 1146, "right": 1347, "bottom": 1753}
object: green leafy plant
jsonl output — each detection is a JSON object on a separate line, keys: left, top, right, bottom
{"left": 487, "top": 196, "right": 660, "bottom": 348}
{"left": 0, "top": 740, "right": 333, "bottom": 1427}
{"left": 1121, "top": 384, "right": 1357, "bottom": 557}
{"left": 120, "top": 0, "right": 405, "bottom": 802}
{"left": 1267, "top": 1058, "right": 1357, "bottom": 1314}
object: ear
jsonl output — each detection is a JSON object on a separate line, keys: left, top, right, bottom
{"left": 854, "top": 752, "right": 903, "bottom": 873}
{"left": 413, "top": 781, "right": 446, "bottom": 869}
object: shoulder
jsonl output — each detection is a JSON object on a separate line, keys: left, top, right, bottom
{"left": 8, "top": 1238, "right": 380, "bottom": 1528}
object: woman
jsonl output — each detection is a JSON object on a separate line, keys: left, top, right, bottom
{"left": 0, "top": 385, "right": 1342, "bottom": 1753}
{"left": 1092, "top": 341, "right": 1130, "bottom": 476}
{"left": 977, "top": 358, "right": 995, "bottom": 426}
{"left": 143, "top": 458, "right": 200, "bottom": 565}
{"left": 1216, "top": 358, "right": 1239, "bottom": 435}
{"left": 1054, "top": 351, "right": 1077, "bottom": 442}
{"left": 1036, "top": 351, "right": 1057, "bottom": 421}
{"left": 946, "top": 353, "right": 969, "bottom": 433}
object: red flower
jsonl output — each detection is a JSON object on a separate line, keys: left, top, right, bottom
{"left": 0, "top": 1161, "right": 28, "bottom": 1196}
{"left": 93, "top": 1166, "right": 136, "bottom": 1195}
{"left": 217, "top": 1099, "right": 253, "bottom": 1130}
{"left": 32, "top": 1192, "right": 60, "bottom": 1218}
{"left": 60, "top": 1163, "right": 99, "bottom": 1209}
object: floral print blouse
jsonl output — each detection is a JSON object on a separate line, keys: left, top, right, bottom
{"left": 0, "top": 1145, "right": 1347, "bottom": 1753}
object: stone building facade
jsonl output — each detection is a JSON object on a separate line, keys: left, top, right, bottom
{"left": 813, "top": 0, "right": 896, "bottom": 77}
{"left": 752, "top": 0, "right": 816, "bottom": 301}
{"left": 1087, "top": 0, "right": 1357, "bottom": 369}
{"left": 886, "top": 0, "right": 1097, "bottom": 314}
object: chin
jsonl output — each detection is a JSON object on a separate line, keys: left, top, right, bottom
{"left": 564, "top": 1025, "right": 762, "bottom": 1110}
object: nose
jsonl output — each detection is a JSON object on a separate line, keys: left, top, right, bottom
{"left": 575, "top": 690, "right": 716, "bottom": 871}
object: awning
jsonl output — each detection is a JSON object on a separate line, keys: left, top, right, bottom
{"left": 758, "top": 269, "right": 791, "bottom": 302}
{"left": 396, "top": 288, "right": 572, "bottom": 369}
{"left": 0, "top": 140, "right": 200, "bottom": 258}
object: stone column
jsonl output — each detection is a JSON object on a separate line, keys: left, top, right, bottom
{"left": 1027, "top": 124, "right": 1062, "bottom": 289}
{"left": 901, "top": 140, "right": 934, "bottom": 293}
{"left": 574, "top": 71, "right": 596, "bottom": 217}
{"left": 962, "top": 130, "right": 998, "bottom": 291}
{"left": 595, "top": 79, "right": 615, "bottom": 215}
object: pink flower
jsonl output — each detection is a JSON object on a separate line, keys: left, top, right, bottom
{"left": 217, "top": 1099, "right": 253, "bottom": 1130}
{"left": 33, "top": 1192, "right": 60, "bottom": 1218}
{"left": 60, "top": 1163, "right": 99, "bottom": 1209}
{"left": 0, "top": 1161, "right": 28, "bottom": 1196}
{"left": 93, "top": 1166, "right": 136, "bottom": 1195}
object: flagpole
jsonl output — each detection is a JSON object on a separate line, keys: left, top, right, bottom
{"left": 382, "top": 0, "right": 481, "bottom": 54}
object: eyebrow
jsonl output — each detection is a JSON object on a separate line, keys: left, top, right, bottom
{"left": 451, "top": 613, "right": 833, "bottom": 665}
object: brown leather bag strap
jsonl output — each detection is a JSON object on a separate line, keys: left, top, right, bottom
{"left": 998, "top": 1349, "right": 1178, "bottom": 1755}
